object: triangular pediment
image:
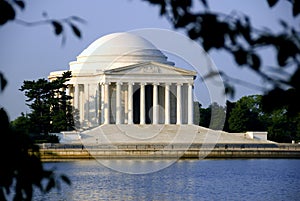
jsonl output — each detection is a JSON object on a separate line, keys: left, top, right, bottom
{"left": 103, "top": 62, "right": 196, "bottom": 76}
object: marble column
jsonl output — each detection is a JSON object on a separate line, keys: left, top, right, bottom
{"left": 127, "top": 82, "right": 133, "bottom": 124}
{"left": 165, "top": 83, "right": 170, "bottom": 124}
{"left": 104, "top": 83, "right": 110, "bottom": 124}
{"left": 100, "top": 84, "right": 105, "bottom": 124}
{"left": 79, "top": 85, "right": 84, "bottom": 123}
{"left": 84, "top": 84, "right": 90, "bottom": 127}
{"left": 188, "top": 83, "right": 194, "bottom": 124}
{"left": 95, "top": 84, "right": 100, "bottom": 125}
{"left": 116, "top": 82, "right": 121, "bottom": 124}
{"left": 176, "top": 83, "right": 182, "bottom": 125}
{"left": 140, "top": 83, "right": 145, "bottom": 125}
{"left": 124, "top": 85, "right": 128, "bottom": 124}
{"left": 153, "top": 83, "right": 159, "bottom": 124}
{"left": 74, "top": 84, "right": 79, "bottom": 109}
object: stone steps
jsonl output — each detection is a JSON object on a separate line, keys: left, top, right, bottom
{"left": 80, "top": 124, "right": 273, "bottom": 145}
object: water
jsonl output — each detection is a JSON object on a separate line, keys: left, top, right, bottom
{"left": 34, "top": 159, "right": 300, "bottom": 201}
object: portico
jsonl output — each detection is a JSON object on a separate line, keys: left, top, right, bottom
{"left": 99, "top": 82, "right": 194, "bottom": 125}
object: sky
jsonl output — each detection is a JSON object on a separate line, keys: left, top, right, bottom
{"left": 0, "top": 0, "right": 297, "bottom": 120}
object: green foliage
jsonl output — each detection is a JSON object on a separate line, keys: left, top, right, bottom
{"left": 0, "top": 2, "right": 80, "bottom": 199}
{"left": 228, "top": 95, "right": 300, "bottom": 142}
{"left": 19, "top": 71, "right": 74, "bottom": 136}
{"left": 223, "top": 101, "right": 235, "bottom": 132}
{"left": 199, "top": 102, "right": 226, "bottom": 130}
{"left": 229, "top": 95, "right": 265, "bottom": 132}
{"left": 0, "top": 93, "right": 70, "bottom": 201}
{"left": 0, "top": 72, "right": 7, "bottom": 92}
{"left": 199, "top": 107, "right": 210, "bottom": 128}
{"left": 263, "top": 108, "right": 300, "bottom": 142}
{"left": 199, "top": 95, "right": 300, "bottom": 142}
{"left": 264, "top": 109, "right": 291, "bottom": 142}
{"left": 10, "top": 112, "right": 31, "bottom": 135}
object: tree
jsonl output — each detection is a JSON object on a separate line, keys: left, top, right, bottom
{"left": 0, "top": 71, "right": 73, "bottom": 200}
{"left": 262, "top": 107, "right": 300, "bottom": 142}
{"left": 0, "top": 1, "right": 78, "bottom": 200}
{"left": 49, "top": 72, "right": 75, "bottom": 132}
{"left": 20, "top": 71, "right": 74, "bottom": 135}
{"left": 264, "top": 108, "right": 293, "bottom": 142}
{"left": 223, "top": 101, "right": 236, "bottom": 132}
{"left": 199, "top": 95, "right": 300, "bottom": 142}
{"left": 10, "top": 112, "right": 31, "bottom": 135}
{"left": 227, "top": 95, "right": 300, "bottom": 142}
{"left": 199, "top": 106, "right": 210, "bottom": 128}
{"left": 228, "top": 95, "right": 265, "bottom": 132}
{"left": 199, "top": 102, "right": 226, "bottom": 130}
{"left": 0, "top": 100, "right": 70, "bottom": 201}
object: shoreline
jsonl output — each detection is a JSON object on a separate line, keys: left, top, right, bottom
{"left": 37, "top": 143, "right": 300, "bottom": 161}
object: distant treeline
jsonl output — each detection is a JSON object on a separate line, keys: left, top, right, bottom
{"left": 198, "top": 95, "right": 300, "bottom": 143}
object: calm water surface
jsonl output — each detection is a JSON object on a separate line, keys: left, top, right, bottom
{"left": 35, "top": 159, "right": 300, "bottom": 201}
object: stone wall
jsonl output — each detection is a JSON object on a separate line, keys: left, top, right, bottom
{"left": 38, "top": 143, "right": 300, "bottom": 161}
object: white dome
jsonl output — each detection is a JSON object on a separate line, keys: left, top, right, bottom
{"left": 70, "top": 32, "right": 173, "bottom": 72}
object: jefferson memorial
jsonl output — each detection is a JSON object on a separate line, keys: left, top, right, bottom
{"left": 49, "top": 32, "right": 196, "bottom": 128}
{"left": 49, "top": 32, "right": 269, "bottom": 144}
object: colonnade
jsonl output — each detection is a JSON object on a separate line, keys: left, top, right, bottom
{"left": 70, "top": 82, "right": 194, "bottom": 126}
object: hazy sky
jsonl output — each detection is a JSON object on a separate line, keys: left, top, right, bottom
{"left": 0, "top": 0, "right": 297, "bottom": 120}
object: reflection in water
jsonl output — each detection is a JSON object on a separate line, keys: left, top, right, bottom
{"left": 98, "top": 159, "right": 177, "bottom": 174}
{"left": 35, "top": 159, "right": 300, "bottom": 201}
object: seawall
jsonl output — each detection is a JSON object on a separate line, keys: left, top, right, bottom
{"left": 37, "top": 143, "right": 300, "bottom": 161}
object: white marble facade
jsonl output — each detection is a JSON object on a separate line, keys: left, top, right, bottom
{"left": 49, "top": 33, "right": 196, "bottom": 129}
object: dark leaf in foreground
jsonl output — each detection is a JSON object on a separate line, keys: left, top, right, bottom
{"left": 0, "top": 0, "right": 16, "bottom": 25}
{"left": 0, "top": 72, "right": 7, "bottom": 92}
{"left": 14, "top": 0, "right": 25, "bottom": 10}
{"left": 266, "top": 0, "right": 279, "bottom": 8}
{"left": 200, "top": 0, "right": 208, "bottom": 9}
{"left": 249, "top": 53, "right": 261, "bottom": 71}
{"left": 70, "top": 24, "right": 81, "bottom": 38}
{"left": 51, "top": 21, "right": 63, "bottom": 35}
{"left": 293, "top": 0, "right": 300, "bottom": 17}
{"left": 45, "top": 178, "right": 55, "bottom": 192}
{"left": 60, "top": 175, "right": 71, "bottom": 185}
